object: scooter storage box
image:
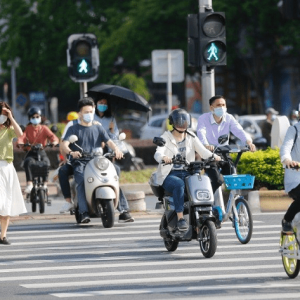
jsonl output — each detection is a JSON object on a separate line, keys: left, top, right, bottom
{"left": 149, "top": 172, "right": 164, "bottom": 197}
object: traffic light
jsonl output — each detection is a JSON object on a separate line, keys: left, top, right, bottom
{"left": 188, "top": 12, "right": 226, "bottom": 68}
{"left": 278, "top": 0, "right": 300, "bottom": 20}
{"left": 67, "top": 34, "right": 99, "bottom": 82}
{"left": 199, "top": 12, "right": 226, "bottom": 67}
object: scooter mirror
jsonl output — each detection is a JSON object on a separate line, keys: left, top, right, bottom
{"left": 153, "top": 137, "right": 166, "bottom": 147}
{"left": 69, "top": 135, "right": 78, "bottom": 144}
{"left": 218, "top": 134, "right": 229, "bottom": 145}
{"left": 119, "top": 132, "right": 126, "bottom": 141}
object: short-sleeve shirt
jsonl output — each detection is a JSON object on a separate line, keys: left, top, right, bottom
{"left": 63, "top": 123, "right": 110, "bottom": 155}
{"left": 0, "top": 127, "right": 17, "bottom": 163}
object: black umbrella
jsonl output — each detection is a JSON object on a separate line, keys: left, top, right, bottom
{"left": 87, "top": 84, "right": 152, "bottom": 112}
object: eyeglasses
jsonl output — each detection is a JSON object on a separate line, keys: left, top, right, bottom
{"left": 31, "top": 116, "right": 40, "bottom": 119}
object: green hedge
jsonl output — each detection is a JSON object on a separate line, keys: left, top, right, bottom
{"left": 231, "top": 147, "right": 284, "bottom": 190}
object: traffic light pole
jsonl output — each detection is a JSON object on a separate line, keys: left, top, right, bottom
{"left": 79, "top": 82, "right": 88, "bottom": 99}
{"left": 199, "top": 0, "right": 215, "bottom": 113}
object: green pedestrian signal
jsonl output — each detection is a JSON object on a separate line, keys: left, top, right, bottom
{"left": 204, "top": 41, "right": 226, "bottom": 64}
{"left": 67, "top": 34, "right": 100, "bottom": 82}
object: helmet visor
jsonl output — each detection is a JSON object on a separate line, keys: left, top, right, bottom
{"left": 173, "top": 114, "right": 191, "bottom": 130}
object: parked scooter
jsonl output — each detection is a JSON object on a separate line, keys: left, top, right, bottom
{"left": 23, "top": 144, "right": 53, "bottom": 213}
{"left": 68, "top": 134, "right": 125, "bottom": 228}
{"left": 149, "top": 136, "right": 228, "bottom": 258}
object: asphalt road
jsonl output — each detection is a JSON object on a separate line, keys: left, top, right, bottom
{"left": 1, "top": 212, "right": 300, "bottom": 300}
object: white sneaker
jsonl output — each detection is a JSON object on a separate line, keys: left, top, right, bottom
{"left": 24, "top": 185, "right": 33, "bottom": 194}
{"left": 60, "top": 202, "right": 74, "bottom": 213}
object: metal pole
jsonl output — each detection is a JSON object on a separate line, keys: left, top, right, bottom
{"left": 79, "top": 82, "right": 88, "bottom": 99}
{"left": 167, "top": 52, "right": 172, "bottom": 114}
{"left": 199, "top": 0, "right": 215, "bottom": 113}
{"left": 11, "top": 64, "right": 16, "bottom": 113}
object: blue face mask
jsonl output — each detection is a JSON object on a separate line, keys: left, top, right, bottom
{"left": 30, "top": 117, "right": 41, "bottom": 125}
{"left": 213, "top": 107, "right": 227, "bottom": 118}
{"left": 97, "top": 104, "right": 108, "bottom": 112}
{"left": 82, "top": 112, "right": 94, "bottom": 123}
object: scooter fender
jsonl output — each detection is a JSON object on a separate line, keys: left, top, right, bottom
{"left": 95, "top": 187, "right": 116, "bottom": 200}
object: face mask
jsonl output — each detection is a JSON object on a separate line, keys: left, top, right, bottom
{"left": 0, "top": 115, "right": 7, "bottom": 124}
{"left": 213, "top": 107, "right": 227, "bottom": 118}
{"left": 97, "top": 104, "right": 108, "bottom": 112}
{"left": 271, "top": 114, "right": 276, "bottom": 121}
{"left": 82, "top": 112, "right": 94, "bottom": 123}
{"left": 30, "top": 117, "right": 41, "bottom": 125}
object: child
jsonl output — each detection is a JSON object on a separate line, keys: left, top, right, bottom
{"left": 0, "top": 102, "right": 27, "bottom": 245}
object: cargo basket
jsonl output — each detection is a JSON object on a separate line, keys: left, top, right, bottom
{"left": 223, "top": 174, "right": 255, "bottom": 190}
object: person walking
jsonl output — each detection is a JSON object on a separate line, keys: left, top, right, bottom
{"left": 0, "top": 102, "right": 27, "bottom": 245}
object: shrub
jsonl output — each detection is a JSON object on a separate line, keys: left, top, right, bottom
{"left": 231, "top": 147, "right": 284, "bottom": 190}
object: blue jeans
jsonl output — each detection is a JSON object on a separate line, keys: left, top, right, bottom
{"left": 162, "top": 170, "right": 190, "bottom": 213}
{"left": 114, "top": 164, "right": 129, "bottom": 212}
{"left": 58, "top": 163, "right": 73, "bottom": 199}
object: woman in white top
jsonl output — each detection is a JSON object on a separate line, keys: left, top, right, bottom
{"left": 154, "top": 109, "right": 221, "bottom": 231}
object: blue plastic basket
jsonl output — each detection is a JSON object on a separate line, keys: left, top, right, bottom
{"left": 223, "top": 174, "right": 255, "bottom": 190}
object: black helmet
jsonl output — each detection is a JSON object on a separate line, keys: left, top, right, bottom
{"left": 27, "top": 107, "right": 41, "bottom": 119}
{"left": 168, "top": 109, "right": 191, "bottom": 130}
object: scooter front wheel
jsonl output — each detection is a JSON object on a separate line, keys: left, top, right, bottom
{"left": 233, "top": 197, "right": 253, "bottom": 244}
{"left": 160, "top": 214, "right": 178, "bottom": 252}
{"left": 98, "top": 199, "right": 115, "bottom": 228}
{"left": 199, "top": 220, "right": 217, "bottom": 258}
{"left": 30, "top": 189, "right": 36, "bottom": 213}
{"left": 38, "top": 189, "right": 45, "bottom": 214}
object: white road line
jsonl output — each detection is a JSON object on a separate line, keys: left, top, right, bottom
{"left": 0, "top": 264, "right": 283, "bottom": 282}
{"left": 4, "top": 234, "right": 282, "bottom": 247}
{"left": 0, "top": 256, "right": 280, "bottom": 273}
{"left": 20, "top": 272, "right": 287, "bottom": 289}
{"left": 1, "top": 229, "right": 281, "bottom": 242}
{"left": 0, "top": 251, "right": 281, "bottom": 273}
{"left": 0, "top": 241, "right": 280, "bottom": 254}
{"left": 49, "top": 284, "right": 300, "bottom": 299}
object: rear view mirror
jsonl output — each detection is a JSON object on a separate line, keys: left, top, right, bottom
{"left": 153, "top": 137, "right": 166, "bottom": 147}
{"left": 218, "top": 134, "right": 228, "bottom": 145}
{"left": 69, "top": 135, "right": 78, "bottom": 144}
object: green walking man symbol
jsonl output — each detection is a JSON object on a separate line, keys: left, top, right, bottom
{"left": 78, "top": 59, "right": 88, "bottom": 73}
{"left": 207, "top": 43, "right": 218, "bottom": 61}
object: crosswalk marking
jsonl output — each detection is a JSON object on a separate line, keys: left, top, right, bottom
{"left": 1, "top": 215, "right": 296, "bottom": 300}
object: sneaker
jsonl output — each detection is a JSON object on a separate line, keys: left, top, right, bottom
{"left": 118, "top": 211, "right": 134, "bottom": 223}
{"left": 80, "top": 212, "right": 90, "bottom": 224}
{"left": 0, "top": 237, "right": 10, "bottom": 245}
{"left": 177, "top": 218, "right": 188, "bottom": 231}
{"left": 24, "top": 184, "right": 33, "bottom": 194}
{"left": 60, "top": 202, "right": 74, "bottom": 213}
{"left": 282, "top": 219, "right": 293, "bottom": 234}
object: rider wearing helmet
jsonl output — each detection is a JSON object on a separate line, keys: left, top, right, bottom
{"left": 17, "top": 107, "right": 59, "bottom": 193}
{"left": 67, "top": 111, "right": 79, "bottom": 122}
{"left": 154, "top": 108, "right": 221, "bottom": 231}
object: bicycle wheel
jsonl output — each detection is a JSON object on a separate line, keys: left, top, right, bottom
{"left": 233, "top": 197, "right": 253, "bottom": 244}
{"left": 199, "top": 220, "right": 217, "bottom": 258}
{"left": 38, "top": 189, "right": 45, "bottom": 214}
{"left": 280, "top": 232, "right": 300, "bottom": 278}
{"left": 30, "top": 189, "right": 36, "bottom": 213}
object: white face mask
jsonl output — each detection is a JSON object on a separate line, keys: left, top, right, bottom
{"left": 0, "top": 115, "right": 7, "bottom": 124}
{"left": 82, "top": 112, "right": 94, "bottom": 123}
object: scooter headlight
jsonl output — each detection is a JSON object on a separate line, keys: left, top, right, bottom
{"left": 94, "top": 157, "right": 109, "bottom": 171}
{"left": 196, "top": 190, "right": 211, "bottom": 200}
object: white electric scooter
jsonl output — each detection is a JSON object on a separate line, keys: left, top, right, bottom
{"left": 68, "top": 133, "right": 126, "bottom": 228}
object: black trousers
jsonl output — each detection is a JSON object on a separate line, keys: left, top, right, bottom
{"left": 284, "top": 184, "right": 300, "bottom": 222}
{"left": 205, "top": 159, "right": 234, "bottom": 194}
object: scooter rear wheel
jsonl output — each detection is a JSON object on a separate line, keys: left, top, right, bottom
{"left": 99, "top": 199, "right": 114, "bottom": 228}
{"left": 199, "top": 220, "right": 217, "bottom": 258}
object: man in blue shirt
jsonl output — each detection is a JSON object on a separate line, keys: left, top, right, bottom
{"left": 61, "top": 97, "right": 126, "bottom": 223}
{"left": 197, "top": 95, "right": 256, "bottom": 192}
